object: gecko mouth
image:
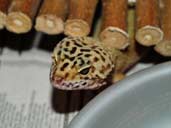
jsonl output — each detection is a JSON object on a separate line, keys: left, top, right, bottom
{"left": 50, "top": 74, "right": 106, "bottom": 90}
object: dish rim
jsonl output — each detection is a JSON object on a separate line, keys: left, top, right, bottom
{"left": 68, "top": 61, "right": 171, "bottom": 128}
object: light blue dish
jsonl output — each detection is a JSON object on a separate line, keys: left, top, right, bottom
{"left": 68, "top": 62, "right": 171, "bottom": 128}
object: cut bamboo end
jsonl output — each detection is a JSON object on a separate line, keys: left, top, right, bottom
{"left": 35, "top": 15, "right": 64, "bottom": 35}
{"left": 135, "top": 26, "right": 163, "bottom": 46}
{"left": 6, "top": 12, "right": 32, "bottom": 34}
{"left": 0, "top": 11, "right": 6, "bottom": 29}
{"left": 154, "top": 0, "right": 171, "bottom": 57}
{"left": 154, "top": 40, "right": 171, "bottom": 57}
{"left": 100, "top": 27, "right": 129, "bottom": 50}
{"left": 64, "top": 19, "right": 90, "bottom": 37}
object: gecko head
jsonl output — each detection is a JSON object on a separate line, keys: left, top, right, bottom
{"left": 50, "top": 37, "right": 114, "bottom": 90}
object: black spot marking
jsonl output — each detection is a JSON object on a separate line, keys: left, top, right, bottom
{"left": 70, "top": 47, "right": 77, "bottom": 54}
{"left": 73, "top": 40, "right": 83, "bottom": 47}
{"left": 94, "top": 57, "right": 99, "bottom": 62}
{"left": 71, "top": 61, "right": 77, "bottom": 68}
{"left": 84, "top": 54, "right": 91, "bottom": 57}
{"left": 66, "top": 41, "right": 70, "bottom": 46}
{"left": 78, "top": 57, "right": 85, "bottom": 66}
{"left": 64, "top": 54, "right": 75, "bottom": 61}
{"left": 81, "top": 42, "right": 87, "bottom": 45}
{"left": 64, "top": 54, "right": 70, "bottom": 59}
{"left": 99, "top": 48, "right": 103, "bottom": 51}
{"left": 73, "top": 85, "right": 80, "bottom": 88}
{"left": 84, "top": 77, "right": 89, "bottom": 80}
{"left": 82, "top": 82, "right": 87, "bottom": 85}
{"left": 58, "top": 50, "right": 61, "bottom": 56}
{"left": 103, "top": 52, "right": 107, "bottom": 55}
{"left": 94, "top": 50, "right": 100, "bottom": 54}
{"left": 80, "top": 49, "right": 91, "bottom": 52}
{"left": 64, "top": 48, "right": 68, "bottom": 52}
{"left": 69, "top": 57, "right": 75, "bottom": 61}
{"left": 78, "top": 53, "right": 83, "bottom": 56}
{"left": 87, "top": 61, "right": 90, "bottom": 64}
{"left": 74, "top": 61, "right": 77, "bottom": 65}
{"left": 79, "top": 67, "right": 90, "bottom": 75}
{"left": 60, "top": 63, "right": 69, "bottom": 71}
{"left": 100, "top": 55, "right": 105, "bottom": 62}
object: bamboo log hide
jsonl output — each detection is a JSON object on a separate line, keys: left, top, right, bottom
{"left": 135, "top": 0, "right": 163, "bottom": 46}
{"left": 35, "top": 0, "right": 68, "bottom": 35}
{"left": 64, "top": 0, "right": 98, "bottom": 37}
{"left": 100, "top": 0, "right": 129, "bottom": 50}
{"left": 6, "top": 0, "right": 42, "bottom": 34}
{"left": 154, "top": 0, "right": 171, "bottom": 56}
{"left": 0, "top": 0, "right": 11, "bottom": 29}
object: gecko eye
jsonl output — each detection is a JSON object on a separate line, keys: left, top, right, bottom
{"left": 79, "top": 67, "right": 90, "bottom": 75}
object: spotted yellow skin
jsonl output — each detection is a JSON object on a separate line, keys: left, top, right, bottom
{"left": 50, "top": 37, "right": 114, "bottom": 90}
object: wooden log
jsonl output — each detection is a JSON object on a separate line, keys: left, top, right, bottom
{"left": 64, "top": 0, "right": 98, "bottom": 37}
{"left": 135, "top": 0, "right": 163, "bottom": 46}
{"left": 6, "top": 0, "right": 42, "bottom": 34}
{"left": 100, "top": 0, "right": 129, "bottom": 50}
{"left": 35, "top": 0, "right": 68, "bottom": 35}
{"left": 0, "top": 0, "right": 11, "bottom": 29}
{"left": 154, "top": 0, "right": 171, "bottom": 56}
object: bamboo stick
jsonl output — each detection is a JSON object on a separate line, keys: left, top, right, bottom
{"left": 154, "top": 0, "right": 171, "bottom": 56}
{"left": 135, "top": 0, "right": 163, "bottom": 46}
{"left": 113, "top": 7, "right": 148, "bottom": 83}
{"left": 64, "top": 0, "right": 98, "bottom": 37}
{"left": 0, "top": 0, "right": 11, "bottom": 29}
{"left": 100, "top": 0, "right": 129, "bottom": 50}
{"left": 6, "top": 0, "right": 42, "bottom": 34}
{"left": 35, "top": 0, "right": 68, "bottom": 35}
